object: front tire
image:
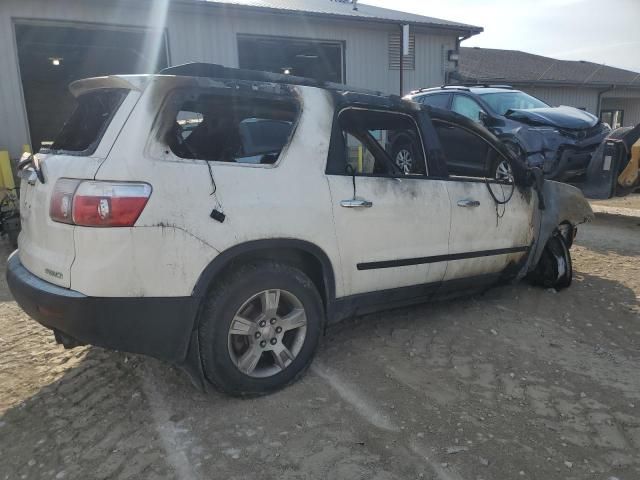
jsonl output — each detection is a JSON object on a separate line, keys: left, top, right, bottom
{"left": 528, "top": 234, "right": 573, "bottom": 290}
{"left": 198, "top": 261, "right": 324, "bottom": 397}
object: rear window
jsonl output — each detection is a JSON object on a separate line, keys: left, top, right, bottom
{"left": 166, "top": 91, "right": 299, "bottom": 164}
{"left": 48, "top": 89, "right": 128, "bottom": 155}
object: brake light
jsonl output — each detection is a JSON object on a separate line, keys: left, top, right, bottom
{"left": 50, "top": 179, "right": 151, "bottom": 227}
{"left": 50, "top": 179, "right": 80, "bottom": 224}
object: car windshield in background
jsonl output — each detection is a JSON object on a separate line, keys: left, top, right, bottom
{"left": 48, "top": 89, "right": 128, "bottom": 155}
{"left": 478, "top": 91, "right": 549, "bottom": 115}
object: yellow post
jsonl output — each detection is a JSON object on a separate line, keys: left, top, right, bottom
{"left": 618, "top": 137, "right": 640, "bottom": 189}
{"left": 357, "top": 145, "right": 363, "bottom": 173}
{"left": 22, "top": 144, "right": 32, "bottom": 154}
{"left": 0, "top": 151, "right": 14, "bottom": 190}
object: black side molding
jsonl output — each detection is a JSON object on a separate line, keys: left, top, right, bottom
{"left": 357, "top": 246, "right": 529, "bottom": 270}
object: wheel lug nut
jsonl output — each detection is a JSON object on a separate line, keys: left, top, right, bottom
{"left": 270, "top": 318, "right": 277, "bottom": 325}
{"left": 254, "top": 332, "right": 261, "bottom": 339}
{"left": 275, "top": 327, "right": 282, "bottom": 334}
{"left": 270, "top": 338, "right": 277, "bottom": 345}
{"left": 259, "top": 320, "right": 266, "bottom": 327}
{"left": 260, "top": 340, "right": 267, "bottom": 348}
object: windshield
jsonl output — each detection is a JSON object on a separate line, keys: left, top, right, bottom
{"left": 478, "top": 91, "right": 549, "bottom": 115}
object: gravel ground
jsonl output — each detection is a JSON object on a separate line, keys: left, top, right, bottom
{"left": 1, "top": 199, "right": 639, "bottom": 480}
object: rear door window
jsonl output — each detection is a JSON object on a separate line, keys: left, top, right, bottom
{"left": 419, "top": 93, "right": 451, "bottom": 109}
{"left": 327, "top": 109, "right": 426, "bottom": 176}
{"left": 48, "top": 89, "right": 128, "bottom": 155}
{"left": 167, "top": 92, "right": 299, "bottom": 165}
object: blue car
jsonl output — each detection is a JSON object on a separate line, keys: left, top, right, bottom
{"left": 406, "top": 85, "right": 610, "bottom": 182}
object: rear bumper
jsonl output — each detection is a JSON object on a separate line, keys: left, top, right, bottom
{"left": 6, "top": 251, "right": 199, "bottom": 363}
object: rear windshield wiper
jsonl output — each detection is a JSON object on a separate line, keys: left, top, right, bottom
{"left": 17, "top": 153, "right": 45, "bottom": 184}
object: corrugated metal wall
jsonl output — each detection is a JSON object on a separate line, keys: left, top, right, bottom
{"left": 601, "top": 97, "right": 640, "bottom": 127}
{"left": 0, "top": 0, "right": 458, "bottom": 157}
{"left": 519, "top": 86, "right": 600, "bottom": 114}
{"left": 520, "top": 85, "right": 640, "bottom": 127}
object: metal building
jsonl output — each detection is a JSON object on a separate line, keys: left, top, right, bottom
{"left": 0, "top": 0, "right": 481, "bottom": 158}
{"left": 458, "top": 47, "right": 640, "bottom": 129}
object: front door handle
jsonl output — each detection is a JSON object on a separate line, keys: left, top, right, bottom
{"left": 457, "top": 199, "right": 480, "bottom": 208}
{"left": 341, "top": 198, "right": 373, "bottom": 208}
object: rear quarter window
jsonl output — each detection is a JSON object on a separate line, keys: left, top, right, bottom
{"left": 48, "top": 88, "right": 128, "bottom": 156}
{"left": 419, "top": 93, "right": 450, "bottom": 109}
{"left": 165, "top": 89, "right": 300, "bottom": 165}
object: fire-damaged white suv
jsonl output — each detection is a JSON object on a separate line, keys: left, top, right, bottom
{"left": 8, "top": 64, "right": 593, "bottom": 396}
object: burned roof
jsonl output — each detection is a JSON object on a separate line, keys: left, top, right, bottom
{"left": 179, "top": 0, "right": 482, "bottom": 33}
{"left": 458, "top": 47, "right": 640, "bottom": 88}
{"left": 160, "top": 62, "right": 411, "bottom": 109}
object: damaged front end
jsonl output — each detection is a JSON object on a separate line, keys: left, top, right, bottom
{"left": 502, "top": 112, "right": 610, "bottom": 182}
{"left": 524, "top": 179, "right": 594, "bottom": 281}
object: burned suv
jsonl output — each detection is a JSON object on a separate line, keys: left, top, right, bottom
{"left": 406, "top": 86, "right": 610, "bottom": 181}
{"left": 8, "top": 64, "right": 593, "bottom": 397}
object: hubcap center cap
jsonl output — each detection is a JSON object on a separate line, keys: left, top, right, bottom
{"left": 258, "top": 322, "right": 278, "bottom": 344}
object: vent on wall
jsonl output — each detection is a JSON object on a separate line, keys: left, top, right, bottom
{"left": 388, "top": 32, "right": 415, "bottom": 70}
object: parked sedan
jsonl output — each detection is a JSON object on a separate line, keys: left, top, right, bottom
{"left": 406, "top": 86, "right": 610, "bottom": 181}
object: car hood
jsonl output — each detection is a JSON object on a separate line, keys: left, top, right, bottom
{"left": 505, "top": 106, "right": 599, "bottom": 130}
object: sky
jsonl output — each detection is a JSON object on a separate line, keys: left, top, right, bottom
{"left": 361, "top": 0, "right": 640, "bottom": 72}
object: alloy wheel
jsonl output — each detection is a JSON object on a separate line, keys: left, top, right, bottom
{"left": 395, "top": 148, "right": 413, "bottom": 173}
{"left": 495, "top": 159, "right": 513, "bottom": 182}
{"left": 227, "top": 289, "right": 307, "bottom": 378}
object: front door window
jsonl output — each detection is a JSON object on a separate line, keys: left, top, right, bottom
{"left": 451, "top": 95, "right": 485, "bottom": 123}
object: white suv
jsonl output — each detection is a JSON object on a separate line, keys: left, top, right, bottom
{"left": 8, "top": 63, "right": 593, "bottom": 396}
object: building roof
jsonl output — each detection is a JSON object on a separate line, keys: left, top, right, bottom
{"left": 458, "top": 47, "right": 640, "bottom": 88}
{"left": 186, "top": 0, "right": 482, "bottom": 33}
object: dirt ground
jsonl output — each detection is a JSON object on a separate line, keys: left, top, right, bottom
{"left": 1, "top": 196, "right": 639, "bottom": 480}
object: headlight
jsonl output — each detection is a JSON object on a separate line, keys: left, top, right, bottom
{"left": 530, "top": 127, "right": 560, "bottom": 135}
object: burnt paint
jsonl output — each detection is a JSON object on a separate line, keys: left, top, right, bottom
{"left": 526, "top": 180, "right": 594, "bottom": 272}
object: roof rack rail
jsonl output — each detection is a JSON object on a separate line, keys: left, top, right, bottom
{"left": 464, "top": 84, "right": 514, "bottom": 89}
{"left": 159, "top": 62, "right": 391, "bottom": 98}
{"left": 438, "top": 85, "right": 471, "bottom": 91}
{"left": 408, "top": 87, "right": 434, "bottom": 94}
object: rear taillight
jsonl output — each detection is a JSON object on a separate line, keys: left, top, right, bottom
{"left": 50, "top": 179, "right": 80, "bottom": 224}
{"left": 50, "top": 179, "right": 151, "bottom": 227}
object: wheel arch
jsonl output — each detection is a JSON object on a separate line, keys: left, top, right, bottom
{"left": 391, "top": 131, "right": 414, "bottom": 148}
{"left": 191, "top": 239, "right": 337, "bottom": 312}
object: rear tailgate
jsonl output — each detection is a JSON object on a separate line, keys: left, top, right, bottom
{"left": 18, "top": 81, "right": 141, "bottom": 288}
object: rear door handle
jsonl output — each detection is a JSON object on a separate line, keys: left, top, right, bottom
{"left": 457, "top": 199, "right": 480, "bottom": 208}
{"left": 341, "top": 198, "right": 373, "bottom": 208}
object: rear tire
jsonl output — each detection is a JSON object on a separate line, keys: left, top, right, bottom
{"left": 392, "top": 138, "right": 425, "bottom": 174}
{"left": 527, "top": 234, "right": 572, "bottom": 290}
{"left": 198, "top": 261, "right": 324, "bottom": 397}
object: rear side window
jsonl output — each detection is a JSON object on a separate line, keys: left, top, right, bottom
{"left": 49, "top": 89, "right": 128, "bottom": 155}
{"left": 167, "top": 92, "right": 299, "bottom": 165}
{"left": 327, "top": 108, "right": 425, "bottom": 176}
{"left": 420, "top": 93, "right": 450, "bottom": 109}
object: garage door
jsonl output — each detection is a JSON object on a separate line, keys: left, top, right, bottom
{"left": 15, "top": 22, "right": 168, "bottom": 152}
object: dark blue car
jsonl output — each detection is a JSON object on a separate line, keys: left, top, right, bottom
{"left": 406, "top": 85, "right": 610, "bottom": 181}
